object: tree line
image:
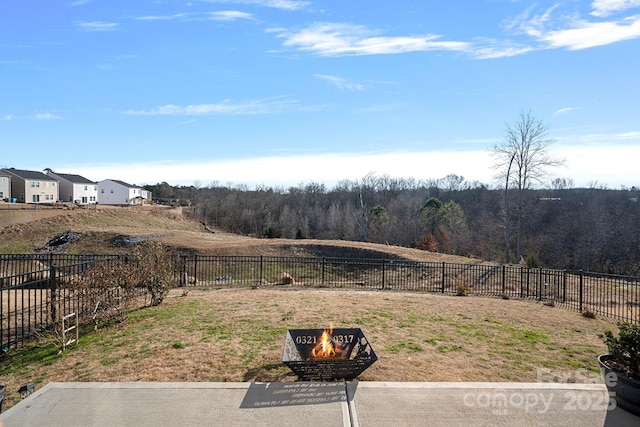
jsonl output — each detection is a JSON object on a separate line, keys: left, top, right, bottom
{"left": 147, "top": 112, "right": 638, "bottom": 275}
{"left": 145, "top": 176, "right": 640, "bottom": 276}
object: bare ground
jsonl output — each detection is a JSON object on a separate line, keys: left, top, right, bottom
{"left": 0, "top": 205, "right": 492, "bottom": 263}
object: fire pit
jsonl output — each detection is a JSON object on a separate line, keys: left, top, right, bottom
{"left": 282, "top": 328, "right": 377, "bottom": 381}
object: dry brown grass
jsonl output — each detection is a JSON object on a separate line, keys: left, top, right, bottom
{"left": 0, "top": 286, "right": 612, "bottom": 411}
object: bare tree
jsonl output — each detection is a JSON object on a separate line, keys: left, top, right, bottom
{"left": 439, "top": 174, "right": 465, "bottom": 192}
{"left": 549, "top": 177, "right": 574, "bottom": 190}
{"left": 492, "top": 110, "right": 565, "bottom": 262}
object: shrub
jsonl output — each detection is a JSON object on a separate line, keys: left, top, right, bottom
{"left": 418, "top": 234, "right": 438, "bottom": 252}
{"left": 524, "top": 253, "right": 541, "bottom": 269}
{"left": 601, "top": 322, "right": 640, "bottom": 378}
{"left": 454, "top": 277, "right": 473, "bottom": 296}
{"left": 264, "top": 226, "right": 282, "bottom": 239}
{"left": 129, "top": 241, "right": 176, "bottom": 306}
{"left": 77, "top": 258, "right": 139, "bottom": 326}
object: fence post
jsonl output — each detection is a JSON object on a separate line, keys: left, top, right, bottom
{"left": 579, "top": 270, "right": 583, "bottom": 312}
{"left": 321, "top": 257, "right": 325, "bottom": 285}
{"left": 180, "top": 254, "right": 187, "bottom": 286}
{"left": 259, "top": 256, "right": 264, "bottom": 285}
{"left": 49, "top": 259, "right": 58, "bottom": 325}
{"left": 502, "top": 265, "right": 506, "bottom": 295}
{"left": 538, "top": 267, "right": 543, "bottom": 301}
{"left": 441, "top": 262, "right": 446, "bottom": 293}
{"left": 381, "top": 259, "right": 386, "bottom": 290}
{"left": 193, "top": 255, "right": 199, "bottom": 285}
{"left": 563, "top": 270, "right": 567, "bottom": 302}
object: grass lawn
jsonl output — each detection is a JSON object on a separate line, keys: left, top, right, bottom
{"left": 0, "top": 286, "right": 614, "bottom": 411}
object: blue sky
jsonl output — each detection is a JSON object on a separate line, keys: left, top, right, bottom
{"left": 1, "top": 0, "right": 640, "bottom": 189}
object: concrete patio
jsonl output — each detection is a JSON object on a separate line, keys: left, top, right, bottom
{"left": 1, "top": 381, "right": 639, "bottom": 426}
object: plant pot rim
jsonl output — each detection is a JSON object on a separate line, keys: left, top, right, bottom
{"left": 599, "top": 354, "right": 640, "bottom": 380}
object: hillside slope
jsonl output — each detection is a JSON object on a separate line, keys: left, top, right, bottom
{"left": 0, "top": 205, "right": 489, "bottom": 264}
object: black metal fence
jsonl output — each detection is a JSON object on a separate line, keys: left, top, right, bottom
{"left": 2, "top": 253, "right": 640, "bottom": 353}
{"left": 174, "top": 255, "right": 640, "bottom": 323}
{"left": 0, "top": 254, "right": 146, "bottom": 353}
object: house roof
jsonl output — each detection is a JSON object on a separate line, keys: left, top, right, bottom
{"left": 104, "top": 179, "right": 139, "bottom": 189}
{"left": 50, "top": 173, "right": 96, "bottom": 185}
{"left": 1, "top": 168, "right": 56, "bottom": 181}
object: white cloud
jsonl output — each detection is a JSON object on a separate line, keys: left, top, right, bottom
{"left": 271, "top": 6, "right": 640, "bottom": 59}
{"left": 314, "top": 74, "right": 364, "bottom": 91}
{"left": 136, "top": 11, "right": 253, "bottom": 22}
{"left": 68, "top": 151, "right": 495, "bottom": 187}
{"left": 136, "top": 13, "right": 190, "bottom": 21}
{"left": 505, "top": 3, "right": 640, "bottom": 50}
{"left": 507, "top": 4, "right": 560, "bottom": 38}
{"left": 555, "top": 143, "right": 640, "bottom": 187}
{"left": 556, "top": 130, "right": 640, "bottom": 144}
{"left": 616, "top": 131, "right": 640, "bottom": 138}
{"left": 540, "top": 15, "right": 640, "bottom": 49}
{"left": 273, "top": 23, "right": 470, "bottom": 56}
{"left": 77, "top": 21, "right": 119, "bottom": 31}
{"left": 199, "top": 0, "right": 309, "bottom": 11}
{"left": 64, "top": 144, "right": 640, "bottom": 189}
{"left": 553, "top": 107, "right": 575, "bottom": 116}
{"left": 468, "top": 40, "right": 534, "bottom": 59}
{"left": 68, "top": 0, "right": 94, "bottom": 6}
{"left": 35, "top": 112, "right": 61, "bottom": 120}
{"left": 208, "top": 11, "right": 254, "bottom": 21}
{"left": 591, "top": 0, "right": 640, "bottom": 17}
{"left": 124, "top": 97, "right": 297, "bottom": 116}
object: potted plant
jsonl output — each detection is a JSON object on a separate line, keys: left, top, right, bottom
{"left": 599, "top": 321, "right": 640, "bottom": 416}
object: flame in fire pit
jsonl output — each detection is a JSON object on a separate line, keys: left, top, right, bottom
{"left": 310, "top": 328, "right": 343, "bottom": 359}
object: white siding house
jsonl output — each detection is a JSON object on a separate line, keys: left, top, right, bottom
{"left": 0, "top": 168, "right": 59, "bottom": 204}
{"left": 97, "top": 180, "right": 152, "bottom": 205}
{"left": 0, "top": 173, "right": 10, "bottom": 201}
{"left": 45, "top": 171, "right": 98, "bottom": 204}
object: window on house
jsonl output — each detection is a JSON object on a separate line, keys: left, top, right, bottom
{"left": 32, "top": 194, "right": 40, "bottom": 202}
{"left": 31, "top": 181, "right": 40, "bottom": 188}
{"left": 110, "top": 189, "right": 114, "bottom": 193}
{"left": 101, "top": 189, "right": 104, "bottom": 193}
{"left": 84, "top": 185, "right": 88, "bottom": 190}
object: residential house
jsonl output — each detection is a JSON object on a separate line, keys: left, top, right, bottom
{"left": 45, "top": 170, "right": 98, "bottom": 204}
{"left": 0, "top": 168, "right": 59, "bottom": 204}
{"left": 97, "top": 179, "right": 152, "bottom": 205}
{"left": 0, "top": 172, "right": 10, "bottom": 201}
